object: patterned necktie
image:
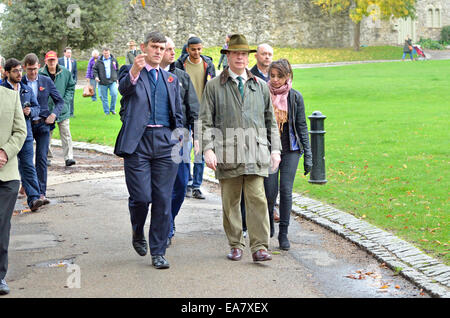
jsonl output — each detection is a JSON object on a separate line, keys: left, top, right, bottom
{"left": 237, "top": 76, "right": 244, "bottom": 99}
{"left": 150, "top": 68, "right": 157, "bottom": 83}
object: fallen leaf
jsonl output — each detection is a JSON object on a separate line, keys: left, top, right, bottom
{"left": 395, "top": 285, "right": 401, "bottom": 289}
{"left": 380, "top": 284, "right": 389, "bottom": 289}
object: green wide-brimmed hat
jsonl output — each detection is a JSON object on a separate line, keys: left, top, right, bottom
{"left": 220, "top": 34, "right": 257, "bottom": 54}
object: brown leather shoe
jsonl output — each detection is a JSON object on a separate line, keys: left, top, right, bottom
{"left": 40, "top": 195, "right": 50, "bottom": 205}
{"left": 227, "top": 248, "right": 243, "bottom": 261}
{"left": 252, "top": 249, "right": 272, "bottom": 262}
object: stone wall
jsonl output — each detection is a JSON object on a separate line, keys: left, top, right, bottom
{"left": 78, "top": 0, "right": 449, "bottom": 59}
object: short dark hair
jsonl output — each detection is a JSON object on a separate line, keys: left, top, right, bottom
{"left": 64, "top": 47, "right": 72, "bottom": 52}
{"left": 188, "top": 37, "right": 202, "bottom": 46}
{"left": 102, "top": 47, "right": 110, "bottom": 52}
{"left": 143, "top": 31, "right": 167, "bottom": 46}
{"left": 4, "top": 58, "right": 21, "bottom": 72}
{"left": 268, "top": 59, "right": 293, "bottom": 80}
{"left": 23, "top": 53, "right": 39, "bottom": 66}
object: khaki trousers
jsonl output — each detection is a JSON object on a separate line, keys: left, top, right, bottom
{"left": 220, "top": 175, "right": 270, "bottom": 253}
{"left": 48, "top": 119, "right": 73, "bottom": 161}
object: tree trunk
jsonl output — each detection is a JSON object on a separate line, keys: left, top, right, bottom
{"left": 57, "top": 36, "right": 68, "bottom": 57}
{"left": 353, "top": 21, "right": 361, "bottom": 51}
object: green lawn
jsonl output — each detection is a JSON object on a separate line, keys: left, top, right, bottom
{"left": 57, "top": 59, "right": 449, "bottom": 264}
{"left": 292, "top": 60, "right": 449, "bottom": 264}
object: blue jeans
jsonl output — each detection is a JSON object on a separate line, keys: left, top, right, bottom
{"left": 31, "top": 121, "right": 50, "bottom": 196}
{"left": 18, "top": 135, "right": 42, "bottom": 207}
{"left": 99, "top": 82, "right": 118, "bottom": 114}
{"left": 402, "top": 52, "right": 413, "bottom": 60}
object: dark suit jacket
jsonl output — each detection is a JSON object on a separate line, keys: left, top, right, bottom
{"left": 114, "top": 64, "right": 184, "bottom": 157}
{"left": 21, "top": 75, "right": 65, "bottom": 119}
{"left": 250, "top": 64, "right": 269, "bottom": 82}
{"left": 58, "top": 57, "right": 78, "bottom": 84}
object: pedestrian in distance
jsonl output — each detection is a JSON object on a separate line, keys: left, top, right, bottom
{"left": 85, "top": 49, "right": 101, "bottom": 102}
{"left": 39, "top": 51, "right": 76, "bottom": 167}
{"left": 114, "top": 31, "right": 184, "bottom": 269}
{"left": 93, "top": 48, "right": 119, "bottom": 115}
{"left": 264, "top": 58, "right": 313, "bottom": 250}
{"left": 199, "top": 34, "right": 281, "bottom": 263}
{"left": 58, "top": 47, "right": 77, "bottom": 116}
{"left": 217, "top": 34, "right": 230, "bottom": 71}
{"left": 402, "top": 35, "right": 415, "bottom": 61}
{"left": 0, "top": 85, "right": 27, "bottom": 296}
{"left": 125, "top": 40, "right": 142, "bottom": 65}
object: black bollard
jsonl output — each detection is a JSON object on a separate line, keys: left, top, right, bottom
{"left": 308, "top": 111, "right": 327, "bottom": 184}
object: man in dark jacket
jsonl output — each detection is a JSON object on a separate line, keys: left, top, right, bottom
{"left": 22, "top": 53, "right": 65, "bottom": 203}
{"left": 161, "top": 37, "right": 200, "bottom": 246}
{"left": 93, "top": 48, "right": 119, "bottom": 115}
{"left": 175, "top": 37, "right": 215, "bottom": 200}
{"left": 1, "top": 58, "right": 44, "bottom": 211}
{"left": 249, "top": 44, "right": 273, "bottom": 82}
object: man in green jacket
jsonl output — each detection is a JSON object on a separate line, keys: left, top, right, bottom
{"left": 39, "top": 51, "right": 76, "bottom": 167}
{"left": 0, "top": 86, "right": 27, "bottom": 295}
{"left": 199, "top": 34, "right": 281, "bottom": 263}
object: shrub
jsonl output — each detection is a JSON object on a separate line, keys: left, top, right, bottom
{"left": 441, "top": 26, "right": 450, "bottom": 44}
{"left": 418, "top": 38, "right": 445, "bottom": 50}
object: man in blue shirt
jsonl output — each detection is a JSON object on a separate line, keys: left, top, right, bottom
{"left": 93, "top": 48, "right": 119, "bottom": 115}
{"left": 22, "top": 53, "right": 65, "bottom": 204}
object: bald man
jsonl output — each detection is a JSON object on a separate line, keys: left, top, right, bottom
{"left": 249, "top": 43, "right": 273, "bottom": 82}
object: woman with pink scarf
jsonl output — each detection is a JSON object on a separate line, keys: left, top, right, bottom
{"left": 265, "top": 59, "right": 313, "bottom": 250}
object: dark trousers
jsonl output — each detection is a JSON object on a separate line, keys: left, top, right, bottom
{"left": 124, "top": 127, "right": 178, "bottom": 256}
{"left": 17, "top": 136, "right": 41, "bottom": 207}
{"left": 32, "top": 122, "right": 50, "bottom": 196}
{"left": 170, "top": 162, "right": 189, "bottom": 238}
{"left": 0, "top": 180, "right": 20, "bottom": 280}
{"left": 264, "top": 150, "right": 301, "bottom": 229}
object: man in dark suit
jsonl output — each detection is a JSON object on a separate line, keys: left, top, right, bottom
{"left": 115, "top": 31, "right": 183, "bottom": 269}
{"left": 58, "top": 47, "right": 77, "bottom": 116}
{"left": 22, "top": 53, "right": 65, "bottom": 204}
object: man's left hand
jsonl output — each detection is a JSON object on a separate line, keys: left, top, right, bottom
{"left": 0, "top": 149, "right": 8, "bottom": 168}
{"left": 45, "top": 113, "right": 57, "bottom": 125}
{"left": 23, "top": 107, "right": 31, "bottom": 116}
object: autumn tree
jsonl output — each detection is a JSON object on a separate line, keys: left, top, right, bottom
{"left": 312, "top": 0, "right": 417, "bottom": 51}
{"left": 0, "top": 0, "right": 123, "bottom": 60}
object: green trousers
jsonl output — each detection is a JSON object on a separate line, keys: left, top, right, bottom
{"left": 220, "top": 175, "right": 270, "bottom": 253}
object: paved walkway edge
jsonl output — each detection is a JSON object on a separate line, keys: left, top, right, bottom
{"left": 50, "top": 139, "right": 450, "bottom": 298}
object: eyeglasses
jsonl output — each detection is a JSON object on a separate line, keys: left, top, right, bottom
{"left": 10, "top": 69, "right": 23, "bottom": 74}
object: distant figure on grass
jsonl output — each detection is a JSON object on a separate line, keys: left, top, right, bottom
{"left": 402, "top": 35, "right": 415, "bottom": 61}
{"left": 94, "top": 48, "right": 119, "bottom": 115}
{"left": 217, "top": 34, "right": 231, "bottom": 71}
{"left": 40, "top": 51, "right": 76, "bottom": 167}
{"left": 58, "top": 47, "right": 77, "bottom": 116}
{"left": 175, "top": 36, "right": 216, "bottom": 200}
{"left": 199, "top": 34, "right": 281, "bottom": 263}
{"left": 86, "top": 49, "right": 101, "bottom": 102}
{"left": 265, "top": 59, "right": 312, "bottom": 250}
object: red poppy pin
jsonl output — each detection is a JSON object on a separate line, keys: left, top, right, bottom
{"left": 168, "top": 76, "right": 174, "bottom": 83}
{"left": 39, "top": 86, "right": 45, "bottom": 91}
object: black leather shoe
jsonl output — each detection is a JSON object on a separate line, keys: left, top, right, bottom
{"left": 132, "top": 233, "right": 147, "bottom": 256}
{"left": 152, "top": 255, "right": 170, "bottom": 269}
{"left": 192, "top": 189, "right": 205, "bottom": 199}
{"left": 30, "top": 198, "right": 44, "bottom": 212}
{"left": 65, "top": 159, "right": 76, "bottom": 167}
{"left": 0, "top": 279, "right": 10, "bottom": 295}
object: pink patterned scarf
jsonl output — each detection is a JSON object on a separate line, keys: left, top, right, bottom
{"left": 268, "top": 79, "right": 292, "bottom": 133}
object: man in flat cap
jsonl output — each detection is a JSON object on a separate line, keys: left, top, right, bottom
{"left": 126, "top": 40, "right": 142, "bottom": 65}
{"left": 198, "top": 34, "right": 281, "bottom": 263}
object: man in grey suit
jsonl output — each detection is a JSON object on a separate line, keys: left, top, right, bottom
{"left": 0, "top": 86, "right": 27, "bottom": 295}
{"left": 58, "top": 47, "right": 77, "bottom": 116}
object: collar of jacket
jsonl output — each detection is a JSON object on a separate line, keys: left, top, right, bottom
{"left": 42, "top": 64, "right": 62, "bottom": 77}
{"left": 220, "top": 67, "right": 258, "bottom": 86}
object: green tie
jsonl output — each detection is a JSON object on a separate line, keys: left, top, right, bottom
{"left": 237, "top": 76, "right": 244, "bottom": 99}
